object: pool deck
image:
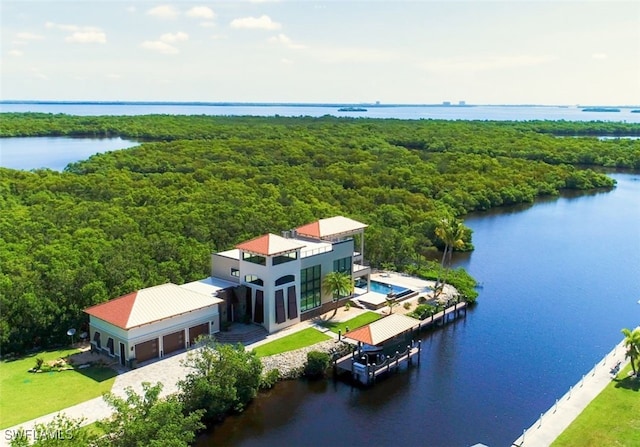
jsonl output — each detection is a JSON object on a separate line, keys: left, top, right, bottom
{"left": 355, "top": 272, "right": 457, "bottom": 309}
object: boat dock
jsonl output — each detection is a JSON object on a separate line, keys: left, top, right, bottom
{"left": 333, "top": 301, "right": 468, "bottom": 385}
{"left": 334, "top": 342, "right": 421, "bottom": 385}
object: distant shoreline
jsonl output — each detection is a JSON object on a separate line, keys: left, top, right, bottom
{"left": 2, "top": 100, "right": 639, "bottom": 109}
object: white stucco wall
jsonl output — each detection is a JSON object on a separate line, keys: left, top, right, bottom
{"left": 89, "top": 304, "right": 220, "bottom": 363}
{"left": 211, "top": 252, "right": 241, "bottom": 283}
{"left": 239, "top": 252, "right": 302, "bottom": 333}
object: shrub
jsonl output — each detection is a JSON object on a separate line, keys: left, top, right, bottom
{"left": 408, "top": 303, "right": 436, "bottom": 320}
{"left": 418, "top": 295, "right": 427, "bottom": 304}
{"left": 403, "top": 302, "right": 412, "bottom": 310}
{"left": 34, "top": 357, "right": 44, "bottom": 371}
{"left": 178, "top": 341, "right": 262, "bottom": 421}
{"left": 344, "top": 302, "right": 351, "bottom": 311}
{"left": 304, "top": 351, "right": 330, "bottom": 379}
{"left": 415, "top": 261, "right": 479, "bottom": 304}
{"left": 260, "top": 369, "right": 281, "bottom": 389}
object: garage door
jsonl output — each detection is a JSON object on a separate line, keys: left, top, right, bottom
{"left": 135, "top": 338, "right": 158, "bottom": 363}
{"left": 189, "top": 323, "right": 209, "bottom": 344}
{"left": 163, "top": 330, "right": 184, "bottom": 355}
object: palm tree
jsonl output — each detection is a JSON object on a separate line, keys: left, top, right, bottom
{"left": 621, "top": 327, "right": 640, "bottom": 377}
{"left": 323, "top": 271, "right": 354, "bottom": 318}
{"left": 433, "top": 218, "right": 466, "bottom": 297}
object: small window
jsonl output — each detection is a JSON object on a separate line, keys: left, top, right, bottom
{"left": 231, "top": 268, "right": 240, "bottom": 277}
{"left": 275, "top": 274, "right": 295, "bottom": 286}
{"left": 244, "top": 275, "right": 264, "bottom": 286}
{"left": 273, "top": 252, "right": 297, "bottom": 265}
{"left": 243, "top": 252, "right": 266, "bottom": 265}
{"left": 107, "top": 337, "right": 115, "bottom": 356}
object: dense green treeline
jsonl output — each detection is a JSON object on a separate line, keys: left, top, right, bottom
{"left": 2, "top": 113, "right": 639, "bottom": 168}
{"left": 0, "top": 114, "right": 634, "bottom": 353}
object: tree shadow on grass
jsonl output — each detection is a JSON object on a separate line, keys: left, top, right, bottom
{"left": 316, "top": 319, "right": 340, "bottom": 331}
{"left": 613, "top": 375, "right": 640, "bottom": 392}
{"left": 75, "top": 366, "right": 118, "bottom": 383}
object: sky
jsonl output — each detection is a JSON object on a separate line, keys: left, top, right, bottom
{"left": 1, "top": 1, "right": 639, "bottom": 106}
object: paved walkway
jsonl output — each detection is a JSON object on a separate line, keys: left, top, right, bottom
{"left": 1, "top": 308, "right": 366, "bottom": 446}
{"left": 512, "top": 339, "right": 631, "bottom": 447}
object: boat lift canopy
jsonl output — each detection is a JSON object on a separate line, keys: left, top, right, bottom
{"left": 344, "top": 314, "right": 419, "bottom": 346}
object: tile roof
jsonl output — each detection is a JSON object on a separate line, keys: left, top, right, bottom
{"left": 296, "top": 216, "right": 367, "bottom": 239}
{"left": 345, "top": 314, "right": 419, "bottom": 346}
{"left": 84, "top": 283, "right": 223, "bottom": 330}
{"left": 236, "top": 233, "right": 304, "bottom": 256}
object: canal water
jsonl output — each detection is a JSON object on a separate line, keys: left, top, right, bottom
{"left": 196, "top": 172, "right": 640, "bottom": 447}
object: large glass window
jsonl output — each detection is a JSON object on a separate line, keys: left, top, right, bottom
{"left": 300, "top": 265, "right": 321, "bottom": 312}
{"left": 333, "top": 256, "right": 352, "bottom": 275}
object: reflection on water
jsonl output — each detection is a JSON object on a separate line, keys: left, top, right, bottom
{"left": 0, "top": 136, "right": 139, "bottom": 171}
{"left": 196, "top": 173, "right": 640, "bottom": 447}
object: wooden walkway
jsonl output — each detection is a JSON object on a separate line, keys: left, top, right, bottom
{"left": 416, "top": 301, "right": 467, "bottom": 329}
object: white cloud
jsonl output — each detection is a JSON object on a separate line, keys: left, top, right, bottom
{"left": 592, "top": 53, "right": 607, "bottom": 60}
{"left": 421, "top": 55, "right": 555, "bottom": 73}
{"left": 16, "top": 32, "right": 43, "bottom": 41}
{"left": 281, "top": 58, "right": 293, "bottom": 65}
{"left": 140, "top": 40, "right": 179, "bottom": 54}
{"left": 45, "top": 22, "right": 106, "bottom": 44}
{"left": 230, "top": 15, "right": 281, "bottom": 30}
{"left": 160, "top": 32, "right": 189, "bottom": 43}
{"left": 45, "top": 22, "right": 81, "bottom": 32}
{"left": 186, "top": 6, "right": 215, "bottom": 19}
{"left": 126, "top": 6, "right": 136, "bottom": 13}
{"left": 9, "top": 50, "right": 24, "bottom": 57}
{"left": 65, "top": 31, "right": 106, "bottom": 44}
{"left": 268, "top": 33, "right": 305, "bottom": 49}
{"left": 106, "top": 73, "right": 122, "bottom": 79}
{"left": 147, "top": 5, "right": 179, "bottom": 19}
{"left": 200, "top": 21, "right": 216, "bottom": 28}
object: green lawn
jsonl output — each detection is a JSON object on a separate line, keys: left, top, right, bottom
{"left": 0, "top": 348, "right": 117, "bottom": 429}
{"left": 252, "top": 328, "right": 331, "bottom": 358}
{"left": 319, "top": 311, "right": 382, "bottom": 335}
{"left": 552, "top": 364, "right": 640, "bottom": 447}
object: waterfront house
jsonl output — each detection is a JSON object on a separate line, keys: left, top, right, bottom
{"left": 211, "top": 216, "right": 371, "bottom": 333}
{"left": 84, "top": 216, "right": 371, "bottom": 364}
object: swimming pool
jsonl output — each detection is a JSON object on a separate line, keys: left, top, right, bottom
{"left": 357, "top": 279, "right": 410, "bottom": 295}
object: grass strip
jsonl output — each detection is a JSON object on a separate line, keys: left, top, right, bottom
{"left": 252, "top": 328, "right": 331, "bottom": 358}
{"left": 319, "top": 311, "right": 382, "bottom": 334}
{"left": 0, "top": 348, "right": 117, "bottom": 429}
{"left": 551, "top": 364, "right": 640, "bottom": 447}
